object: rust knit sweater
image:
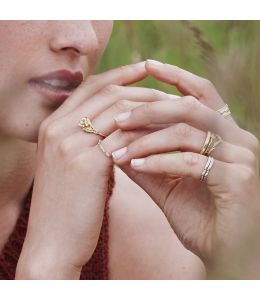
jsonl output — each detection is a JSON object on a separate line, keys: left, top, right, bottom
{"left": 0, "top": 170, "right": 115, "bottom": 280}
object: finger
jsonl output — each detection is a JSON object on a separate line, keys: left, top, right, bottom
{"left": 91, "top": 100, "right": 144, "bottom": 137}
{"left": 74, "top": 85, "right": 172, "bottom": 125}
{"left": 111, "top": 123, "right": 256, "bottom": 168}
{"left": 96, "top": 128, "right": 153, "bottom": 159}
{"left": 52, "top": 126, "right": 150, "bottom": 162}
{"left": 84, "top": 90, "right": 178, "bottom": 137}
{"left": 129, "top": 151, "right": 227, "bottom": 187}
{"left": 45, "top": 86, "right": 173, "bottom": 142}
{"left": 48, "top": 105, "right": 165, "bottom": 164}
{"left": 45, "top": 61, "right": 148, "bottom": 122}
{"left": 114, "top": 96, "right": 252, "bottom": 149}
{"left": 145, "top": 60, "right": 236, "bottom": 124}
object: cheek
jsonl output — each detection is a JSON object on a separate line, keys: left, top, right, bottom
{"left": 0, "top": 22, "right": 22, "bottom": 74}
{"left": 0, "top": 24, "right": 24, "bottom": 98}
{"left": 0, "top": 21, "right": 36, "bottom": 56}
{"left": 88, "top": 21, "right": 113, "bottom": 69}
{"left": 0, "top": 21, "right": 44, "bottom": 79}
{"left": 0, "top": 22, "right": 48, "bottom": 94}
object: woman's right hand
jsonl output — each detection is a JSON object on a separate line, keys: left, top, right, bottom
{"left": 15, "top": 61, "right": 172, "bottom": 279}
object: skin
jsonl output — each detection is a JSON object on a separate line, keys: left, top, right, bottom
{"left": 1, "top": 21, "right": 204, "bottom": 279}
{"left": 1, "top": 21, "right": 259, "bottom": 279}
{"left": 111, "top": 60, "right": 260, "bottom": 279}
{"left": 0, "top": 20, "right": 112, "bottom": 251}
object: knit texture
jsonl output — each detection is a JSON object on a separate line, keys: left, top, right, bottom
{"left": 0, "top": 169, "right": 115, "bottom": 280}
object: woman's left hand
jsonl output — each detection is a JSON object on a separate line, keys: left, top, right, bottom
{"left": 111, "top": 60, "right": 260, "bottom": 279}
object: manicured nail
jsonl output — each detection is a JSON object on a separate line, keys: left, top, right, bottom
{"left": 114, "top": 111, "right": 131, "bottom": 123}
{"left": 112, "top": 147, "right": 127, "bottom": 160}
{"left": 131, "top": 158, "right": 145, "bottom": 167}
{"left": 146, "top": 59, "right": 163, "bottom": 66}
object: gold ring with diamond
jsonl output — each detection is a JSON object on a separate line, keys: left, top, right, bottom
{"left": 78, "top": 117, "right": 106, "bottom": 138}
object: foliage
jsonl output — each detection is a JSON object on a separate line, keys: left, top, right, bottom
{"left": 97, "top": 21, "right": 260, "bottom": 142}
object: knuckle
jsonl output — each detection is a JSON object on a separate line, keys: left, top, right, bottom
{"left": 58, "top": 139, "right": 73, "bottom": 157}
{"left": 39, "top": 118, "right": 55, "bottom": 136}
{"left": 84, "top": 74, "right": 96, "bottom": 84}
{"left": 200, "top": 78, "right": 215, "bottom": 95}
{"left": 114, "top": 99, "right": 132, "bottom": 111}
{"left": 174, "top": 123, "right": 193, "bottom": 139}
{"left": 234, "top": 165, "right": 255, "bottom": 183}
{"left": 148, "top": 88, "right": 166, "bottom": 100}
{"left": 247, "top": 132, "right": 260, "bottom": 154}
{"left": 121, "top": 130, "right": 136, "bottom": 144}
{"left": 222, "top": 164, "right": 239, "bottom": 188}
{"left": 182, "top": 96, "right": 201, "bottom": 111}
{"left": 43, "top": 123, "right": 61, "bottom": 143}
{"left": 114, "top": 129, "right": 125, "bottom": 140}
{"left": 225, "top": 164, "right": 236, "bottom": 180}
{"left": 136, "top": 136, "right": 147, "bottom": 149}
{"left": 116, "top": 65, "right": 132, "bottom": 82}
{"left": 182, "top": 152, "right": 200, "bottom": 167}
{"left": 102, "top": 84, "right": 120, "bottom": 96}
{"left": 242, "top": 148, "right": 258, "bottom": 168}
{"left": 130, "top": 137, "right": 146, "bottom": 153}
{"left": 123, "top": 63, "right": 143, "bottom": 76}
{"left": 141, "top": 102, "right": 153, "bottom": 115}
{"left": 116, "top": 129, "right": 134, "bottom": 144}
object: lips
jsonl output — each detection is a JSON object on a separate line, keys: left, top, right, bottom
{"left": 29, "top": 70, "right": 84, "bottom": 104}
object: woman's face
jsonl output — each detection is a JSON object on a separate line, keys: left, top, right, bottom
{"left": 0, "top": 21, "right": 113, "bottom": 142}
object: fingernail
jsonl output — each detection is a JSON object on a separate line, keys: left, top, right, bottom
{"left": 112, "top": 147, "right": 127, "bottom": 160}
{"left": 146, "top": 59, "right": 163, "bottom": 67}
{"left": 131, "top": 158, "right": 145, "bottom": 167}
{"left": 114, "top": 111, "right": 131, "bottom": 123}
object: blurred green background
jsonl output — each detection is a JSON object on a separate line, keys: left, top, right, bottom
{"left": 97, "top": 21, "right": 260, "bottom": 144}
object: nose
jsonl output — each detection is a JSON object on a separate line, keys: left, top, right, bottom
{"left": 49, "top": 21, "right": 99, "bottom": 57}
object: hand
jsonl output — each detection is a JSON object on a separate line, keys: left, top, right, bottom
{"left": 111, "top": 60, "right": 260, "bottom": 279}
{"left": 16, "top": 61, "right": 174, "bottom": 279}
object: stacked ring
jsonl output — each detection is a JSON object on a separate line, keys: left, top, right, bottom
{"left": 78, "top": 117, "right": 107, "bottom": 138}
{"left": 216, "top": 104, "right": 231, "bottom": 117}
{"left": 200, "top": 131, "right": 223, "bottom": 156}
{"left": 97, "top": 140, "right": 111, "bottom": 158}
{"left": 200, "top": 156, "right": 214, "bottom": 182}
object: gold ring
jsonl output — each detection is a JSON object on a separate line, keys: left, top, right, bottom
{"left": 216, "top": 104, "right": 231, "bottom": 117}
{"left": 200, "top": 131, "right": 211, "bottom": 155}
{"left": 78, "top": 117, "right": 106, "bottom": 138}
{"left": 200, "top": 131, "right": 223, "bottom": 156}
{"left": 97, "top": 140, "right": 111, "bottom": 158}
{"left": 200, "top": 156, "right": 214, "bottom": 182}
